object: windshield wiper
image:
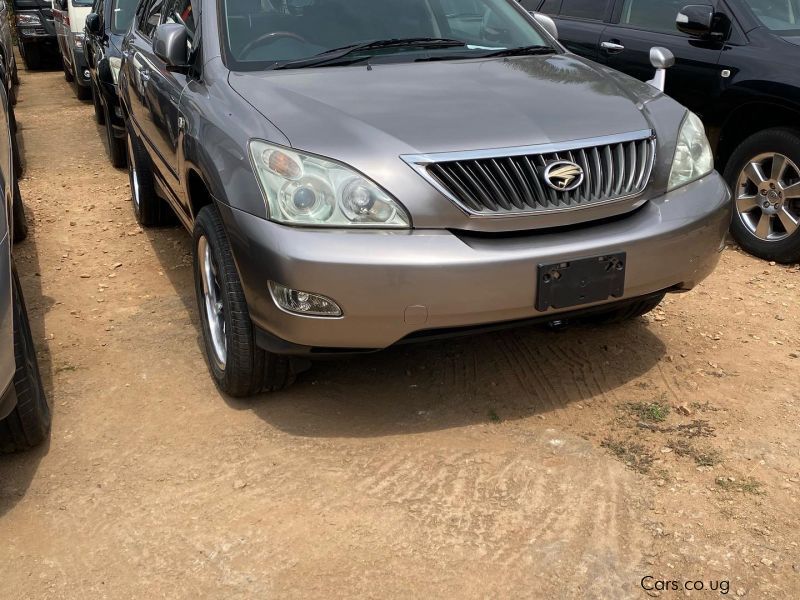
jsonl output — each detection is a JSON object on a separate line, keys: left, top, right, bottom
{"left": 413, "top": 44, "right": 556, "bottom": 63}
{"left": 272, "top": 38, "right": 468, "bottom": 70}
{"left": 473, "top": 45, "right": 556, "bottom": 58}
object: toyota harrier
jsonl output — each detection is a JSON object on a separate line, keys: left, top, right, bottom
{"left": 119, "top": 0, "right": 731, "bottom": 397}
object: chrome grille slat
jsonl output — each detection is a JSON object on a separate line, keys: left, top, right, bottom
{"left": 419, "top": 132, "right": 656, "bottom": 216}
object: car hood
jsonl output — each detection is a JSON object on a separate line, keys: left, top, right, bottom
{"left": 228, "top": 54, "right": 653, "bottom": 159}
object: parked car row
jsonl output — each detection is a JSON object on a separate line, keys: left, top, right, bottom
{"left": 525, "top": 0, "right": 800, "bottom": 263}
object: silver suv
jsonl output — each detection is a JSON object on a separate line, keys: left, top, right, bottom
{"left": 119, "top": 0, "right": 731, "bottom": 397}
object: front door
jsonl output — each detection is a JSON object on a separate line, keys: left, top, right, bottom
{"left": 126, "top": 0, "right": 191, "bottom": 197}
{"left": 600, "top": 0, "right": 726, "bottom": 120}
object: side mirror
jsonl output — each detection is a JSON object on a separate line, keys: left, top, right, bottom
{"left": 676, "top": 4, "right": 718, "bottom": 39}
{"left": 85, "top": 13, "right": 101, "bottom": 35}
{"left": 532, "top": 12, "right": 558, "bottom": 41}
{"left": 153, "top": 23, "right": 188, "bottom": 69}
{"left": 647, "top": 47, "right": 675, "bottom": 92}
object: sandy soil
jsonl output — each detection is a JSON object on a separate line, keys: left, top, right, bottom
{"left": 0, "top": 69, "right": 798, "bottom": 599}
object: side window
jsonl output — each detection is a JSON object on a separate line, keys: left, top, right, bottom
{"left": 618, "top": 0, "right": 688, "bottom": 34}
{"left": 519, "top": 0, "right": 561, "bottom": 12}
{"left": 560, "top": 0, "right": 610, "bottom": 20}
{"left": 137, "top": 0, "right": 163, "bottom": 38}
{"left": 538, "top": 0, "right": 562, "bottom": 14}
{"left": 165, "top": 0, "right": 196, "bottom": 37}
{"left": 164, "top": 0, "right": 197, "bottom": 54}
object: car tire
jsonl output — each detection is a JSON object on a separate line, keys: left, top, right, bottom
{"left": 126, "top": 122, "right": 170, "bottom": 226}
{"left": 104, "top": 104, "right": 126, "bottom": 168}
{"left": 0, "top": 266, "right": 50, "bottom": 453}
{"left": 12, "top": 179, "right": 28, "bottom": 244}
{"left": 20, "top": 43, "right": 41, "bottom": 70}
{"left": 92, "top": 83, "right": 106, "bottom": 125}
{"left": 724, "top": 128, "right": 800, "bottom": 264}
{"left": 193, "top": 204, "right": 294, "bottom": 397}
{"left": 63, "top": 60, "right": 73, "bottom": 82}
{"left": 76, "top": 83, "right": 91, "bottom": 101}
{"left": 11, "top": 64, "right": 19, "bottom": 86}
{"left": 10, "top": 105, "right": 24, "bottom": 179}
{"left": 584, "top": 293, "right": 665, "bottom": 326}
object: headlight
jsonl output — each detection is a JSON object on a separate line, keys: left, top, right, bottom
{"left": 249, "top": 140, "right": 411, "bottom": 228}
{"left": 108, "top": 56, "right": 122, "bottom": 85}
{"left": 16, "top": 14, "right": 42, "bottom": 26}
{"left": 668, "top": 111, "right": 714, "bottom": 191}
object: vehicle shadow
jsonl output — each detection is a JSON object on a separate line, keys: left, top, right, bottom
{"left": 234, "top": 318, "right": 667, "bottom": 439}
{"left": 139, "top": 212, "right": 667, "bottom": 439}
{"left": 0, "top": 189, "right": 57, "bottom": 517}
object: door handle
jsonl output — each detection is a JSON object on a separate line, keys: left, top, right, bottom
{"left": 601, "top": 41, "right": 625, "bottom": 54}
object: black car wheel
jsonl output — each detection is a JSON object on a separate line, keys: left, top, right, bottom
{"left": 91, "top": 83, "right": 106, "bottom": 125}
{"left": 12, "top": 179, "right": 28, "bottom": 244}
{"left": 10, "top": 104, "right": 24, "bottom": 179}
{"left": 104, "top": 104, "right": 126, "bottom": 168}
{"left": 193, "top": 205, "right": 294, "bottom": 397}
{"left": 724, "top": 128, "right": 800, "bottom": 264}
{"left": 126, "top": 122, "right": 170, "bottom": 226}
{"left": 20, "top": 43, "right": 42, "bottom": 70}
{"left": 0, "top": 266, "right": 50, "bottom": 453}
{"left": 63, "top": 60, "right": 74, "bottom": 82}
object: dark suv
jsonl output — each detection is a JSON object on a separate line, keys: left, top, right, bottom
{"left": 527, "top": 0, "right": 800, "bottom": 263}
{"left": 13, "top": 0, "right": 58, "bottom": 69}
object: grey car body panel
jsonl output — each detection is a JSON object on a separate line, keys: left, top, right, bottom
{"left": 219, "top": 174, "right": 730, "bottom": 349}
{"left": 0, "top": 77, "right": 15, "bottom": 415}
{"left": 119, "top": 0, "right": 731, "bottom": 351}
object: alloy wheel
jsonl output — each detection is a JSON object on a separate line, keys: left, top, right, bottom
{"left": 735, "top": 152, "right": 800, "bottom": 242}
{"left": 198, "top": 236, "right": 227, "bottom": 371}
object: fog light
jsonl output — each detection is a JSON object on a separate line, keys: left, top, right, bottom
{"left": 268, "top": 282, "right": 342, "bottom": 317}
{"left": 83, "top": 69, "right": 90, "bottom": 79}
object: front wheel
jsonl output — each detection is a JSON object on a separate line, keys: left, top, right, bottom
{"left": 0, "top": 267, "right": 50, "bottom": 453}
{"left": 126, "top": 123, "right": 170, "bottom": 226}
{"left": 193, "top": 205, "right": 294, "bottom": 397}
{"left": 20, "top": 43, "right": 41, "bottom": 70}
{"left": 104, "top": 104, "right": 125, "bottom": 168}
{"left": 724, "top": 128, "right": 800, "bottom": 264}
{"left": 91, "top": 83, "right": 105, "bottom": 125}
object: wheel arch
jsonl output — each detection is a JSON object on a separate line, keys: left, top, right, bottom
{"left": 717, "top": 99, "right": 800, "bottom": 170}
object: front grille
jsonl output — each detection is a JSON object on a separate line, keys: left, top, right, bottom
{"left": 418, "top": 132, "right": 656, "bottom": 216}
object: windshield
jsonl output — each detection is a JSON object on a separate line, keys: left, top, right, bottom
{"left": 743, "top": 0, "right": 800, "bottom": 33}
{"left": 221, "top": 0, "right": 551, "bottom": 70}
{"left": 111, "top": 0, "right": 137, "bottom": 34}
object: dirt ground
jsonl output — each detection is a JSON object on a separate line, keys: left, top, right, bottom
{"left": 0, "top": 68, "right": 798, "bottom": 599}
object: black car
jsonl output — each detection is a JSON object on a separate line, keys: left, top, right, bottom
{"left": 85, "top": 0, "right": 138, "bottom": 167}
{"left": 14, "top": 0, "right": 59, "bottom": 69}
{"left": 527, "top": 0, "right": 800, "bottom": 264}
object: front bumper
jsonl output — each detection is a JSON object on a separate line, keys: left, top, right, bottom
{"left": 72, "top": 47, "right": 90, "bottom": 87}
{"left": 219, "top": 173, "right": 731, "bottom": 351}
